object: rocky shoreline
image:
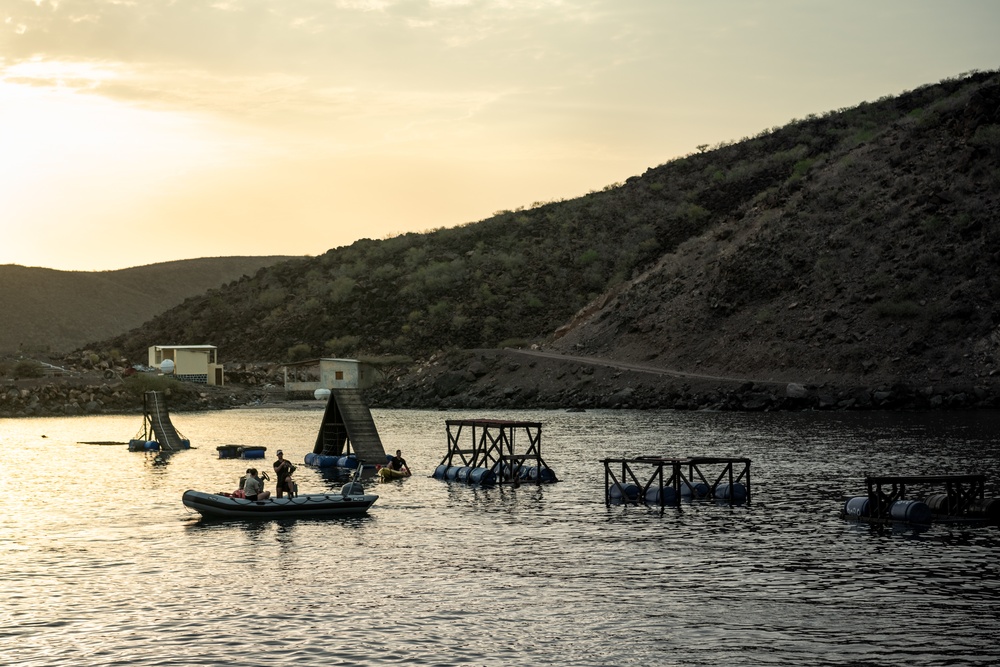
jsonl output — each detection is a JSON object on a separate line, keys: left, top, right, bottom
{"left": 365, "top": 349, "right": 1000, "bottom": 412}
{"left": 4, "top": 349, "right": 999, "bottom": 418}
{"left": 367, "top": 375, "right": 1000, "bottom": 412}
{"left": 0, "top": 380, "right": 270, "bottom": 418}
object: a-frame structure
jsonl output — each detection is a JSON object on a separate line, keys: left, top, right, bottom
{"left": 312, "top": 389, "right": 387, "bottom": 466}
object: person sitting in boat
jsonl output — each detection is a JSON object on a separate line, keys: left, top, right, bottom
{"left": 243, "top": 468, "right": 271, "bottom": 501}
{"left": 273, "top": 449, "right": 297, "bottom": 498}
{"left": 387, "top": 449, "right": 409, "bottom": 474}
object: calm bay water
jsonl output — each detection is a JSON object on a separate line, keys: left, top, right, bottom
{"left": 2, "top": 406, "right": 999, "bottom": 666}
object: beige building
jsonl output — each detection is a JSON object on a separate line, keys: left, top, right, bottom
{"left": 283, "top": 358, "right": 376, "bottom": 396}
{"left": 148, "top": 345, "right": 224, "bottom": 386}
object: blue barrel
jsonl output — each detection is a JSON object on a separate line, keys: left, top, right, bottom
{"left": 433, "top": 464, "right": 448, "bottom": 479}
{"left": 240, "top": 447, "right": 265, "bottom": 459}
{"left": 144, "top": 440, "right": 159, "bottom": 451}
{"left": 456, "top": 466, "right": 472, "bottom": 482}
{"left": 445, "top": 466, "right": 461, "bottom": 481}
{"left": 972, "top": 498, "right": 1000, "bottom": 521}
{"left": 644, "top": 485, "right": 678, "bottom": 504}
{"left": 889, "top": 500, "right": 931, "bottom": 524}
{"left": 537, "top": 467, "right": 557, "bottom": 483}
{"left": 843, "top": 496, "right": 870, "bottom": 518}
{"left": 518, "top": 466, "right": 533, "bottom": 480}
{"left": 305, "top": 453, "right": 337, "bottom": 467}
{"left": 715, "top": 482, "right": 748, "bottom": 502}
{"left": 179, "top": 439, "right": 191, "bottom": 449}
{"left": 924, "top": 493, "right": 952, "bottom": 514}
{"left": 680, "top": 481, "right": 710, "bottom": 498}
{"left": 609, "top": 482, "right": 641, "bottom": 502}
{"left": 468, "top": 468, "right": 497, "bottom": 485}
{"left": 336, "top": 456, "right": 360, "bottom": 469}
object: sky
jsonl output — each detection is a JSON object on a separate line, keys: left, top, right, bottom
{"left": 1, "top": 1, "right": 998, "bottom": 272}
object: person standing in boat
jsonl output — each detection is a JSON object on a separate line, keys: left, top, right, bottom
{"left": 273, "top": 449, "right": 296, "bottom": 498}
{"left": 387, "top": 449, "right": 409, "bottom": 474}
{"left": 243, "top": 468, "right": 270, "bottom": 501}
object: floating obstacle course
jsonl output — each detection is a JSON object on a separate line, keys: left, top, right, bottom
{"left": 841, "top": 474, "right": 1000, "bottom": 526}
{"left": 128, "top": 391, "right": 191, "bottom": 452}
{"left": 433, "top": 419, "right": 558, "bottom": 485}
{"left": 602, "top": 456, "right": 751, "bottom": 506}
{"left": 304, "top": 389, "right": 386, "bottom": 469}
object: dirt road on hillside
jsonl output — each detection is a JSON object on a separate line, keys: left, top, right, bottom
{"left": 506, "top": 348, "right": 787, "bottom": 387}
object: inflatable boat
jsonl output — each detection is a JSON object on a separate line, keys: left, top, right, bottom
{"left": 182, "top": 484, "right": 378, "bottom": 520}
{"left": 377, "top": 466, "right": 411, "bottom": 480}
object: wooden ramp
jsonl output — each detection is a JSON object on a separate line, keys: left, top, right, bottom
{"left": 312, "top": 389, "right": 387, "bottom": 466}
{"left": 143, "top": 391, "right": 188, "bottom": 452}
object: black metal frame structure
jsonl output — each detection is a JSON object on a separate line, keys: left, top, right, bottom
{"left": 865, "top": 474, "right": 986, "bottom": 521}
{"left": 602, "top": 456, "right": 752, "bottom": 507}
{"left": 440, "top": 419, "right": 555, "bottom": 484}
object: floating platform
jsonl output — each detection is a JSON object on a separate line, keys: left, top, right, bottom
{"left": 841, "top": 474, "right": 1000, "bottom": 526}
{"left": 304, "top": 453, "right": 359, "bottom": 469}
{"left": 435, "top": 419, "right": 558, "bottom": 485}
{"left": 601, "top": 456, "right": 751, "bottom": 506}
{"left": 217, "top": 445, "right": 267, "bottom": 459}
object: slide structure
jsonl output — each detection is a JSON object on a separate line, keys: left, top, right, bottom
{"left": 312, "top": 389, "right": 387, "bottom": 466}
{"left": 141, "top": 390, "right": 188, "bottom": 452}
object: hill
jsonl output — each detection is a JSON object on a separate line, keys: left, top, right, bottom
{"left": 63, "top": 70, "right": 1000, "bottom": 411}
{"left": 0, "top": 256, "right": 300, "bottom": 356}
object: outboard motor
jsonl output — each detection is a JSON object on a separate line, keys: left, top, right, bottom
{"left": 341, "top": 481, "right": 365, "bottom": 497}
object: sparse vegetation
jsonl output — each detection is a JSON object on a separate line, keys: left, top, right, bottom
{"left": 122, "top": 373, "right": 191, "bottom": 397}
{"left": 13, "top": 359, "right": 44, "bottom": 379}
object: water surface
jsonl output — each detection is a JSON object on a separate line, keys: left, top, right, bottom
{"left": 2, "top": 407, "right": 999, "bottom": 666}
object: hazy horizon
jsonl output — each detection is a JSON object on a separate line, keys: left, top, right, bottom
{"left": 2, "top": 1, "right": 998, "bottom": 271}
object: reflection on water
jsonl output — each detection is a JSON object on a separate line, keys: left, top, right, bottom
{"left": 1, "top": 407, "right": 999, "bottom": 666}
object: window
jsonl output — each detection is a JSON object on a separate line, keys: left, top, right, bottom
{"left": 335, "top": 371, "right": 344, "bottom": 380}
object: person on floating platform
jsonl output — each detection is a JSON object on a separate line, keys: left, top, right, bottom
{"left": 243, "top": 468, "right": 271, "bottom": 501}
{"left": 272, "top": 449, "right": 297, "bottom": 498}
{"left": 387, "top": 449, "right": 410, "bottom": 474}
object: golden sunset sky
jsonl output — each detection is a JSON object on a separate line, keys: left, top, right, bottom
{"left": 2, "top": 1, "right": 998, "bottom": 271}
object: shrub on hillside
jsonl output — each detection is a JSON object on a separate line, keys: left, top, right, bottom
{"left": 13, "top": 360, "right": 45, "bottom": 379}
{"left": 122, "top": 373, "right": 192, "bottom": 397}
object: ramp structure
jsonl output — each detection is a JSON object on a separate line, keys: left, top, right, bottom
{"left": 312, "top": 389, "right": 387, "bottom": 466}
{"left": 134, "top": 390, "right": 190, "bottom": 452}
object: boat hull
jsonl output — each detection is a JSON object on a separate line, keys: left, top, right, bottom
{"left": 182, "top": 490, "right": 378, "bottom": 519}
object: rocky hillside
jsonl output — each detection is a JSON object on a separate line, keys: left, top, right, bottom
{"left": 0, "top": 256, "right": 299, "bottom": 355}
{"left": 369, "top": 71, "right": 1000, "bottom": 411}
{"left": 61, "top": 70, "right": 1000, "bottom": 412}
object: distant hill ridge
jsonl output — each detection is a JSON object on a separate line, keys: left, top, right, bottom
{"left": 0, "top": 256, "right": 300, "bottom": 355}
{"left": 35, "top": 70, "right": 1000, "bottom": 406}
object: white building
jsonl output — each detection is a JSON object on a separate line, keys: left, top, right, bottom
{"left": 283, "top": 358, "right": 376, "bottom": 395}
{"left": 148, "top": 345, "right": 224, "bottom": 385}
